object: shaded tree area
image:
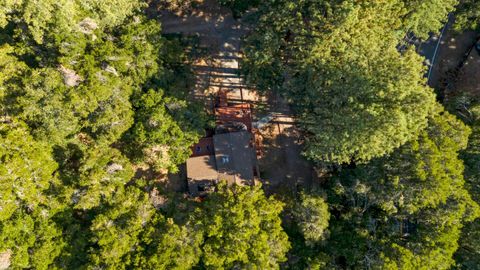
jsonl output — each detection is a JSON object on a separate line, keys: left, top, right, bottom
{"left": 280, "top": 191, "right": 331, "bottom": 269}
{"left": 281, "top": 110, "right": 479, "bottom": 269}
{"left": 0, "top": 0, "right": 250, "bottom": 269}
{"left": 321, "top": 110, "right": 479, "bottom": 269}
{"left": 446, "top": 94, "right": 480, "bottom": 269}
{"left": 218, "top": 0, "right": 260, "bottom": 18}
{"left": 453, "top": 0, "right": 480, "bottom": 32}
{"left": 242, "top": 0, "right": 453, "bottom": 164}
{"left": 242, "top": 1, "right": 480, "bottom": 269}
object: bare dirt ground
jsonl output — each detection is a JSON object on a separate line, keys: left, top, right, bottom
{"left": 257, "top": 101, "right": 315, "bottom": 196}
{"left": 156, "top": 0, "right": 314, "bottom": 193}
{"left": 452, "top": 46, "right": 480, "bottom": 99}
{"left": 427, "top": 19, "right": 479, "bottom": 97}
{"left": 158, "top": 0, "right": 254, "bottom": 102}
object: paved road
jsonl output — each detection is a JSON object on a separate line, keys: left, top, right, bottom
{"left": 417, "top": 15, "right": 453, "bottom": 85}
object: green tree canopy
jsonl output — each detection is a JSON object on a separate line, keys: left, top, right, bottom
{"left": 0, "top": 120, "right": 65, "bottom": 269}
{"left": 132, "top": 215, "right": 203, "bottom": 270}
{"left": 453, "top": 0, "right": 480, "bottom": 32}
{"left": 197, "top": 183, "right": 291, "bottom": 269}
{"left": 125, "top": 89, "right": 203, "bottom": 172}
{"left": 448, "top": 99, "right": 480, "bottom": 268}
{"left": 1, "top": 0, "right": 202, "bottom": 163}
{"left": 53, "top": 182, "right": 203, "bottom": 269}
{"left": 0, "top": 1, "right": 206, "bottom": 268}
{"left": 86, "top": 185, "right": 202, "bottom": 269}
{"left": 0, "top": 0, "right": 145, "bottom": 43}
{"left": 323, "top": 109, "right": 479, "bottom": 269}
{"left": 0, "top": 120, "right": 58, "bottom": 221}
{"left": 243, "top": 0, "right": 437, "bottom": 164}
{"left": 293, "top": 192, "right": 330, "bottom": 247}
{"left": 400, "top": 0, "right": 457, "bottom": 39}
{"left": 69, "top": 145, "right": 134, "bottom": 211}
{"left": 0, "top": 17, "right": 167, "bottom": 146}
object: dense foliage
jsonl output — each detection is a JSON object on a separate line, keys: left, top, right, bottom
{"left": 292, "top": 192, "right": 330, "bottom": 247}
{"left": 1, "top": 0, "right": 479, "bottom": 269}
{"left": 0, "top": 120, "right": 64, "bottom": 268}
{"left": 243, "top": 0, "right": 441, "bottom": 164}
{"left": 196, "top": 183, "right": 290, "bottom": 269}
{"left": 323, "top": 110, "right": 479, "bottom": 269}
{"left": 0, "top": 0, "right": 210, "bottom": 268}
{"left": 400, "top": 0, "right": 458, "bottom": 39}
{"left": 447, "top": 95, "right": 480, "bottom": 268}
{"left": 242, "top": 0, "right": 479, "bottom": 269}
{"left": 454, "top": 0, "right": 480, "bottom": 32}
{"left": 274, "top": 110, "right": 476, "bottom": 269}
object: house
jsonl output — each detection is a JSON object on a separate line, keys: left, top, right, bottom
{"left": 186, "top": 98, "right": 259, "bottom": 197}
{"left": 187, "top": 130, "right": 257, "bottom": 196}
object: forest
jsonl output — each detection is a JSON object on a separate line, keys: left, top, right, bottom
{"left": 0, "top": 0, "right": 479, "bottom": 269}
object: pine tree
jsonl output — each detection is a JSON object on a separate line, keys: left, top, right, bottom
{"left": 198, "top": 183, "right": 291, "bottom": 269}
{"left": 324, "top": 109, "right": 479, "bottom": 269}
{"left": 243, "top": 0, "right": 437, "bottom": 164}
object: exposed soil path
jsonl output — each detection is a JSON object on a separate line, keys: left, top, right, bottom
{"left": 160, "top": 0, "right": 255, "bottom": 102}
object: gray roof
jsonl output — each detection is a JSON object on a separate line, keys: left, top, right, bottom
{"left": 186, "top": 155, "right": 218, "bottom": 196}
{"left": 186, "top": 155, "right": 218, "bottom": 181}
{"left": 186, "top": 131, "right": 256, "bottom": 196}
{"left": 213, "top": 131, "right": 255, "bottom": 185}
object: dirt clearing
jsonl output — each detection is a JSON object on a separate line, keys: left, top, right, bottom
{"left": 156, "top": 0, "right": 315, "bottom": 193}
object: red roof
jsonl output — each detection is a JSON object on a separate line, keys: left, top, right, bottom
{"left": 217, "top": 90, "right": 228, "bottom": 107}
{"left": 215, "top": 103, "right": 253, "bottom": 131}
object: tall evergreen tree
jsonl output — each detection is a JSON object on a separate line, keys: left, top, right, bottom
{"left": 243, "top": 0, "right": 437, "bottom": 164}
{"left": 0, "top": 1, "right": 206, "bottom": 268}
{"left": 324, "top": 109, "right": 479, "bottom": 269}
{"left": 197, "top": 183, "right": 291, "bottom": 269}
{"left": 0, "top": 120, "right": 65, "bottom": 269}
